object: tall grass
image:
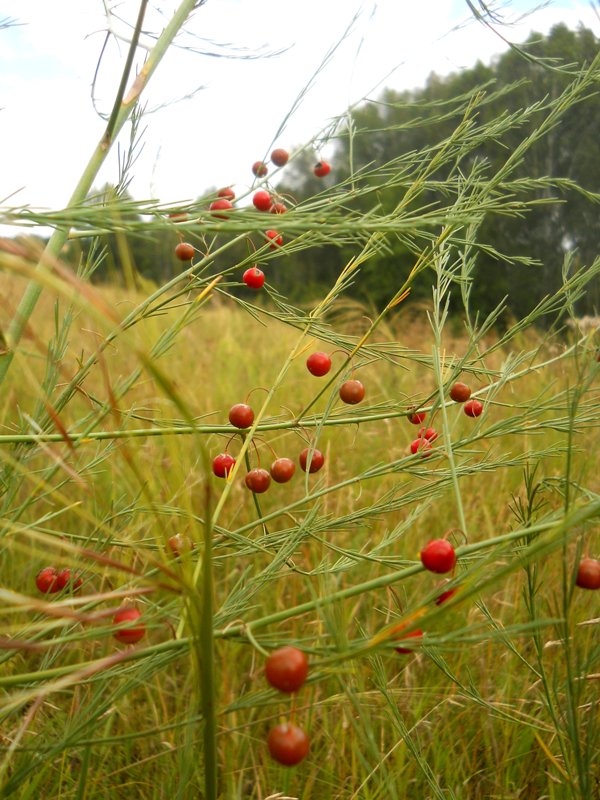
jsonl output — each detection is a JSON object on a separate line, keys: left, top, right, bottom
{"left": 0, "top": 3, "right": 599, "bottom": 798}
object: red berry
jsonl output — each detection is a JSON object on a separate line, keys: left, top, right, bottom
{"left": 575, "top": 558, "right": 600, "bottom": 589}
{"left": 252, "top": 190, "right": 272, "bottom": 212}
{"left": 299, "top": 447, "right": 324, "bottom": 473}
{"left": 174, "top": 242, "right": 195, "bottom": 261}
{"left": 270, "top": 457, "right": 296, "bottom": 483}
{"left": 36, "top": 566, "right": 60, "bottom": 594}
{"left": 252, "top": 160, "right": 268, "bottom": 177}
{"left": 212, "top": 453, "right": 236, "bottom": 478}
{"left": 55, "top": 569, "right": 72, "bottom": 591}
{"left": 217, "top": 187, "right": 235, "bottom": 200}
{"left": 435, "top": 583, "right": 458, "bottom": 606}
{"left": 449, "top": 382, "right": 471, "bottom": 403}
{"left": 270, "top": 202, "right": 287, "bottom": 214}
{"left": 265, "top": 646, "right": 308, "bottom": 692}
{"left": 228, "top": 403, "right": 254, "bottom": 429}
{"left": 267, "top": 723, "right": 310, "bottom": 766}
{"left": 395, "top": 629, "right": 423, "bottom": 654}
{"left": 209, "top": 198, "right": 233, "bottom": 218}
{"left": 421, "top": 539, "right": 457, "bottom": 574}
{"left": 271, "top": 148, "right": 289, "bottom": 167}
{"left": 408, "top": 410, "right": 426, "bottom": 425}
{"left": 243, "top": 267, "right": 265, "bottom": 289}
{"left": 339, "top": 379, "right": 365, "bottom": 405}
{"left": 113, "top": 607, "right": 145, "bottom": 644}
{"left": 306, "top": 352, "right": 331, "bottom": 377}
{"left": 464, "top": 399, "right": 483, "bottom": 418}
{"left": 245, "top": 468, "right": 271, "bottom": 493}
{"left": 313, "top": 160, "right": 331, "bottom": 177}
{"left": 167, "top": 533, "right": 194, "bottom": 557}
{"left": 418, "top": 427, "right": 438, "bottom": 441}
{"left": 265, "top": 230, "right": 283, "bottom": 249}
{"left": 410, "top": 437, "right": 432, "bottom": 457}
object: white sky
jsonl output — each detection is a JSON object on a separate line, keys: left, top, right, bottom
{"left": 1, "top": 0, "right": 599, "bottom": 222}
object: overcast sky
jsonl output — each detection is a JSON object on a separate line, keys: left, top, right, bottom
{"left": 1, "top": 0, "right": 599, "bottom": 222}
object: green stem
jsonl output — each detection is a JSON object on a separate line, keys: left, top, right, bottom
{"left": 199, "top": 481, "right": 217, "bottom": 800}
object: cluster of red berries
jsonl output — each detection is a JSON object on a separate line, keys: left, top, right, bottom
{"left": 306, "top": 350, "right": 366, "bottom": 404}
{"left": 408, "top": 380, "right": 483, "bottom": 458}
{"left": 264, "top": 645, "right": 310, "bottom": 765}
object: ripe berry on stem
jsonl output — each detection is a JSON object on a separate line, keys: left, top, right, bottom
{"left": 252, "top": 190, "right": 272, "bottom": 212}
{"left": 306, "top": 352, "right": 331, "bottom": 377}
{"left": 339, "top": 379, "right": 365, "bottom": 405}
{"left": 313, "top": 160, "right": 331, "bottom": 177}
{"left": 435, "top": 582, "right": 458, "bottom": 605}
{"left": 217, "top": 187, "right": 235, "bottom": 200}
{"left": 419, "top": 427, "right": 438, "bottom": 441}
{"left": 410, "top": 437, "right": 432, "bottom": 457}
{"left": 421, "top": 539, "right": 457, "bottom": 574}
{"left": 243, "top": 267, "right": 265, "bottom": 289}
{"left": 228, "top": 403, "right": 254, "bottom": 429}
{"left": 450, "top": 382, "right": 471, "bottom": 403}
{"left": 174, "top": 242, "right": 195, "bottom": 261}
{"left": 267, "top": 723, "right": 310, "bottom": 766}
{"left": 265, "top": 230, "right": 283, "bottom": 248}
{"left": 209, "top": 198, "right": 233, "bottom": 218}
{"left": 252, "top": 161, "right": 268, "bottom": 177}
{"left": 212, "top": 453, "right": 236, "bottom": 478}
{"left": 265, "top": 646, "right": 308, "bottom": 692}
{"left": 575, "top": 558, "right": 600, "bottom": 589}
{"left": 408, "top": 410, "right": 426, "bottom": 425}
{"left": 271, "top": 148, "right": 289, "bottom": 167}
{"left": 36, "top": 566, "right": 61, "bottom": 594}
{"left": 270, "top": 457, "right": 296, "bottom": 483}
{"left": 299, "top": 447, "right": 324, "bottom": 473}
{"left": 464, "top": 399, "right": 483, "bottom": 418}
{"left": 113, "top": 607, "right": 145, "bottom": 644}
{"left": 245, "top": 468, "right": 271, "bottom": 493}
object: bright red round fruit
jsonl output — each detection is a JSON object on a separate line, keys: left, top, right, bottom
{"left": 212, "top": 453, "right": 236, "bottom": 478}
{"left": 270, "top": 457, "right": 296, "bottom": 483}
{"left": 421, "top": 539, "right": 457, "bottom": 574}
{"left": 267, "top": 723, "right": 310, "bottom": 766}
{"left": 209, "top": 198, "right": 233, "bottom": 218}
{"left": 339, "top": 379, "right": 365, "bottom": 405}
{"left": 252, "top": 190, "right": 272, "bottom": 212}
{"left": 245, "top": 468, "right": 271, "bottom": 493}
{"left": 252, "top": 160, "right": 268, "bottom": 177}
{"left": 113, "top": 607, "right": 145, "bottom": 644}
{"left": 313, "top": 160, "right": 331, "bottom": 177}
{"left": 299, "top": 447, "right": 324, "bottom": 473}
{"left": 419, "top": 427, "right": 438, "bottom": 441}
{"left": 575, "top": 558, "right": 600, "bottom": 589}
{"left": 410, "top": 437, "right": 432, "bottom": 457}
{"left": 306, "top": 351, "right": 331, "bottom": 377}
{"left": 464, "top": 399, "right": 483, "bottom": 418}
{"left": 217, "top": 187, "right": 235, "bottom": 200}
{"left": 243, "top": 267, "right": 265, "bottom": 289}
{"left": 168, "top": 533, "right": 194, "bottom": 557}
{"left": 265, "top": 646, "right": 308, "bottom": 692}
{"left": 36, "top": 566, "right": 60, "bottom": 594}
{"left": 56, "top": 568, "right": 78, "bottom": 591}
{"left": 271, "top": 148, "right": 289, "bottom": 167}
{"left": 174, "top": 242, "right": 195, "bottom": 261}
{"left": 450, "top": 381, "right": 471, "bottom": 403}
{"left": 265, "top": 230, "right": 283, "bottom": 248}
{"left": 408, "top": 410, "right": 426, "bottom": 425}
{"left": 395, "top": 629, "right": 423, "bottom": 654}
{"left": 228, "top": 403, "right": 254, "bottom": 429}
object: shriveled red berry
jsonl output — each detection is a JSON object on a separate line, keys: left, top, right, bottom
{"left": 421, "top": 539, "right": 457, "bottom": 574}
{"left": 575, "top": 558, "right": 600, "bottom": 589}
{"left": 464, "top": 399, "right": 483, "bottom": 418}
{"left": 395, "top": 629, "right": 423, "bottom": 654}
{"left": 243, "top": 267, "right": 265, "bottom": 289}
{"left": 245, "top": 468, "right": 271, "bottom": 493}
{"left": 267, "top": 723, "right": 310, "bottom": 766}
{"left": 252, "top": 190, "right": 272, "bottom": 212}
{"left": 113, "top": 607, "right": 145, "bottom": 644}
{"left": 265, "top": 646, "right": 308, "bottom": 692}
{"left": 36, "top": 566, "right": 60, "bottom": 594}
{"left": 339, "top": 379, "right": 365, "bottom": 405}
{"left": 212, "top": 453, "right": 236, "bottom": 478}
{"left": 209, "top": 198, "right": 233, "bottom": 218}
{"left": 450, "top": 382, "right": 471, "bottom": 403}
{"left": 167, "top": 533, "right": 194, "bottom": 557}
{"left": 252, "top": 160, "right": 268, "bottom": 177}
{"left": 408, "top": 410, "right": 426, "bottom": 425}
{"left": 306, "top": 352, "right": 331, "bottom": 377}
{"left": 271, "top": 148, "right": 289, "bottom": 167}
{"left": 174, "top": 242, "right": 195, "bottom": 261}
{"left": 313, "top": 160, "right": 331, "bottom": 177}
{"left": 410, "top": 437, "right": 432, "bottom": 457}
{"left": 299, "top": 447, "right": 324, "bottom": 473}
{"left": 217, "top": 187, "right": 235, "bottom": 200}
{"left": 228, "top": 403, "right": 254, "bottom": 429}
{"left": 270, "top": 202, "right": 287, "bottom": 214}
{"left": 265, "top": 230, "right": 283, "bottom": 248}
{"left": 270, "top": 457, "right": 296, "bottom": 483}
